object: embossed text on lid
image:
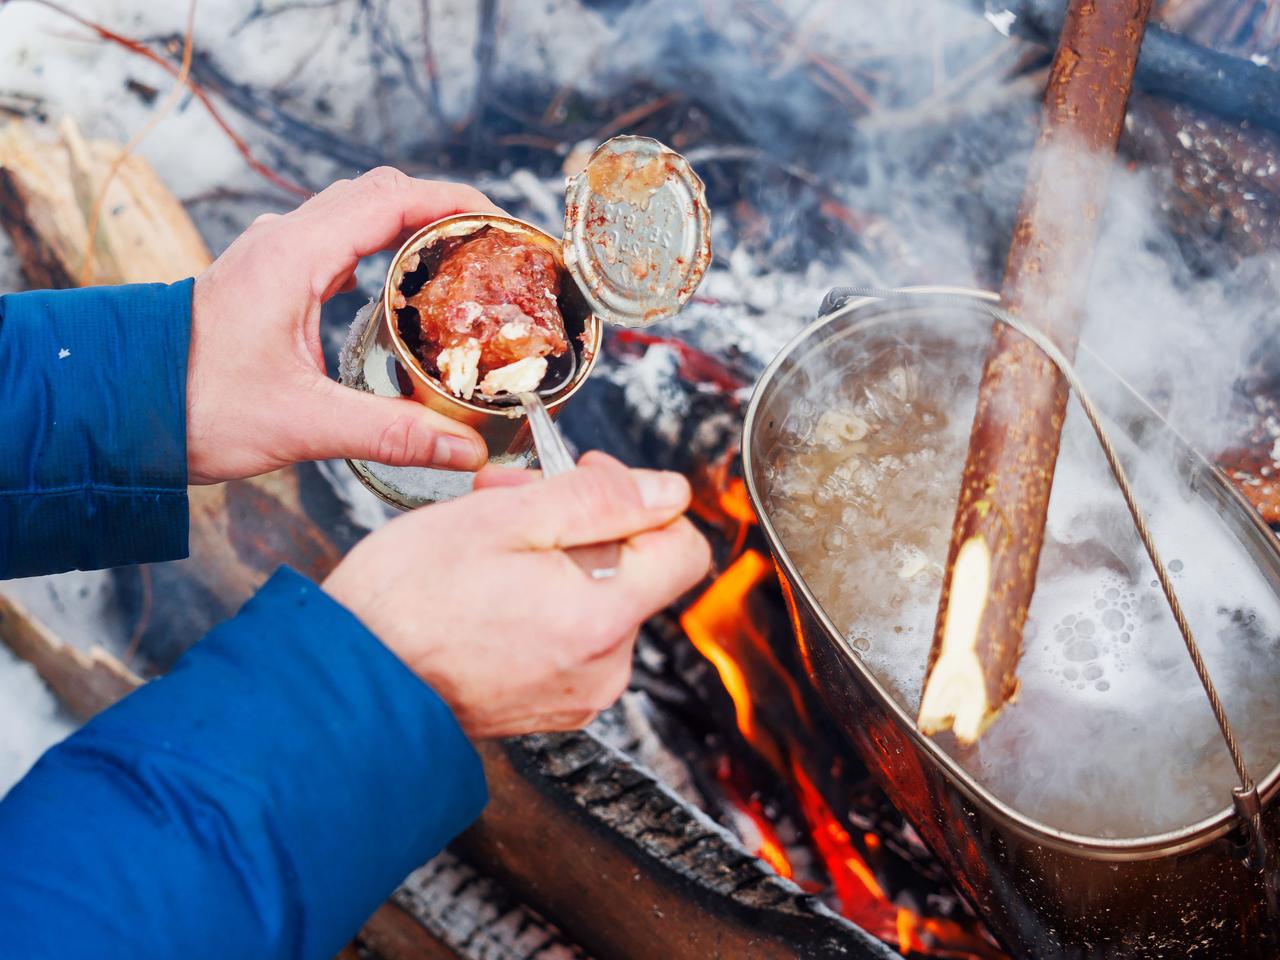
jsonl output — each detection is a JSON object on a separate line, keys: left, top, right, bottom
{"left": 563, "top": 136, "right": 712, "bottom": 329}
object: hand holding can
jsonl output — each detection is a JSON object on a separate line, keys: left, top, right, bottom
{"left": 342, "top": 137, "right": 712, "bottom": 509}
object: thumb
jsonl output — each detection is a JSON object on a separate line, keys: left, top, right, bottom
{"left": 299, "top": 382, "right": 488, "bottom": 469}
{"left": 503, "top": 452, "right": 692, "bottom": 550}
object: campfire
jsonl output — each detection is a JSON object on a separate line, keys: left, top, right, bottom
{"left": 679, "top": 469, "right": 1006, "bottom": 958}
{"left": 3, "top": 1, "right": 1280, "bottom": 958}
{"left": 667, "top": 445, "right": 994, "bottom": 957}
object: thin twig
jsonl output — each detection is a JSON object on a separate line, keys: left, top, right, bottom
{"left": 19, "top": 0, "right": 308, "bottom": 197}
{"left": 493, "top": 132, "right": 563, "bottom": 152}
{"left": 744, "top": 0, "right": 876, "bottom": 112}
{"left": 359, "top": 0, "right": 441, "bottom": 138}
{"left": 181, "top": 44, "right": 383, "bottom": 171}
{"left": 0, "top": 91, "right": 45, "bottom": 120}
{"left": 592, "top": 94, "right": 679, "bottom": 141}
{"left": 468, "top": 0, "right": 500, "bottom": 163}
{"left": 123, "top": 566, "right": 153, "bottom": 666}
{"left": 79, "top": 0, "right": 198, "bottom": 285}
{"left": 418, "top": 0, "right": 447, "bottom": 128}
{"left": 230, "top": 0, "right": 348, "bottom": 36}
{"left": 182, "top": 185, "right": 295, "bottom": 208}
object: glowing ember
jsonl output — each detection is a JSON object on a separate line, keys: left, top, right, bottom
{"left": 790, "top": 758, "right": 886, "bottom": 908}
{"left": 898, "top": 909, "right": 927, "bottom": 955}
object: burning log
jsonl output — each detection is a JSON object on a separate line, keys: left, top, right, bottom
{"left": 1217, "top": 377, "right": 1280, "bottom": 527}
{"left": 1122, "top": 95, "right": 1280, "bottom": 262}
{"left": 918, "top": 0, "right": 1153, "bottom": 742}
{"left": 459, "top": 733, "right": 899, "bottom": 960}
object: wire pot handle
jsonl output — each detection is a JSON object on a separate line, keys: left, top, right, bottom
{"left": 820, "top": 285, "right": 1274, "bottom": 887}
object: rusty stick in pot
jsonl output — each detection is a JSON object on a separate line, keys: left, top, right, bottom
{"left": 917, "top": 0, "right": 1154, "bottom": 743}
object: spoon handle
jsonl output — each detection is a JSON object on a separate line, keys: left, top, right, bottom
{"left": 518, "top": 392, "right": 621, "bottom": 580}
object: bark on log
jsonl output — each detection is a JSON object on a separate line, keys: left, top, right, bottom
{"left": 457, "top": 733, "right": 897, "bottom": 960}
{"left": 918, "top": 0, "right": 1154, "bottom": 743}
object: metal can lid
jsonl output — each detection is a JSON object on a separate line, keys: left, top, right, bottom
{"left": 563, "top": 136, "right": 712, "bottom": 329}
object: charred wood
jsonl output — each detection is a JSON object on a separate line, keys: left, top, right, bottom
{"left": 1122, "top": 95, "right": 1280, "bottom": 262}
{"left": 382, "top": 851, "right": 592, "bottom": 960}
{"left": 357, "top": 902, "right": 469, "bottom": 960}
{"left": 458, "top": 734, "right": 900, "bottom": 960}
{"left": 971, "top": 0, "right": 1280, "bottom": 133}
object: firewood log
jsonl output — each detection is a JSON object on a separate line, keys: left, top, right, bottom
{"left": 0, "top": 593, "right": 141, "bottom": 721}
{"left": 918, "top": 0, "right": 1154, "bottom": 743}
{"left": 0, "top": 117, "right": 211, "bottom": 286}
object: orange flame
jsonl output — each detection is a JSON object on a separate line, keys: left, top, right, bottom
{"left": 679, "top": 549, "right": 772, "bottom": 742}
{"left": 791, "top": 758, "right": 886, "bottom": 909}
{"left": 898, "top": 908, "right": 928, "bottom": 955}
{"left": 757, "top": 827, "right": 793, "bottom": 880}
{"left": 679, "top": 462, "right": 1007, "bottom": 958}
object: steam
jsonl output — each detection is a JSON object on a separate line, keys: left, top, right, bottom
{"left": 1083, "top": 162, "right": 1279, "bottom": 452}
{"left": 712, "top": 2, "right": 1280, "bottom": 837}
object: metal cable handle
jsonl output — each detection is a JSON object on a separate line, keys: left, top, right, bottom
{"left": 821, "top": 286, "right": 1272, "bottom": 878}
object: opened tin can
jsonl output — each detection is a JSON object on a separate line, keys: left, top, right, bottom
{"left": 340, "top": 136, "right": 711, "bottom": 508}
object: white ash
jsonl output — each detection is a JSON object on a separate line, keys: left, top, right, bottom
{"left": 600, "top": 344, "right": 690, "bottom": 448}
{"left": 0, "top": 646, "right": 74, "bottom": 797}
{"left": 396, "top": 850, "right": 590, "bottom": 960}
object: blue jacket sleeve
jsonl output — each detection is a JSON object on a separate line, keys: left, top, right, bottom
{"left": 0, "top": 281, "right": 193, "bottom": 578}
{"left": 0, "top": 566, "right": 487, "bottom": 960}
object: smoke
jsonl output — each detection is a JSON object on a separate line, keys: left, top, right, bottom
{"left": 1084, "top": 162, "right": 1280, "bottom": 452}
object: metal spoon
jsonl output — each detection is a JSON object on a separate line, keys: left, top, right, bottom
{"left": 518, "top": 391, "right": 621, "bottom": 580}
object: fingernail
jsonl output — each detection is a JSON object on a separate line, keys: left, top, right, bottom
{"left": 433, "top": 435, "right": 485, "bottom": 469}
{"left": 634, "top": 471, "right": 689, "bottom": 510}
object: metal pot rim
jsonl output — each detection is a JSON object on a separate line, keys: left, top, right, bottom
{"left": 741, "top": 285, "right": 1280, "bottom": 860}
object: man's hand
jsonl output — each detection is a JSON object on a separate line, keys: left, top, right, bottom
{"left": 322, "top": 453, "right": 712, "bottom": 739}
{"left": 187, "top": 168, "right": 499, "bottom": 484}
